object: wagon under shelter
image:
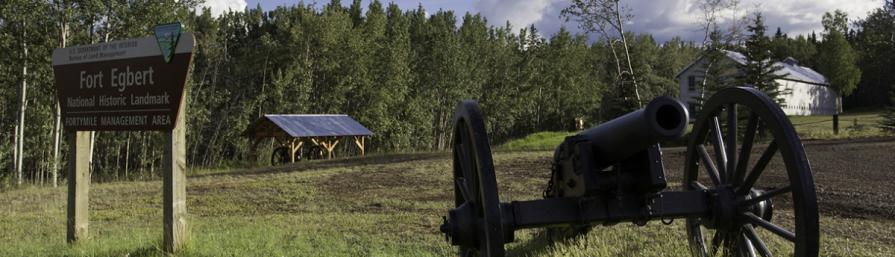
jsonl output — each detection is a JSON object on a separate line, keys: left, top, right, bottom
{"left": 243, "top": 114, "right": 373, "bottom": 164}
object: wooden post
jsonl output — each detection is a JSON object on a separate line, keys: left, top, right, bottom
{"left": 289, "top": 139, "right": 296, "bottom": 163}
{"left": 833, "top": 96, "right": 841, "bottom": 135}
{"left": 289, "top": 138, "right": 303, "bottom": 163}
{"left": 163, "top": 102, "right": 187, "bottom": 253}
{"left": 326, "top": 137, "right": 339, "bottom": 159}
{"left": 67, "top": 131, "right": 91, "bottom": 243}
{"left": 833, "top": 114, "right": 840, "bottom": 135}
{"left": 354, "top": 136, "right": 365, "bottom": 156}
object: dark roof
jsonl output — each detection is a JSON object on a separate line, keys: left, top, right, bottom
{"left": 245, "top": 114, "right": 373, "bottom": 138}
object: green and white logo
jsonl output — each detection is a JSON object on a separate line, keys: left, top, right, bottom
{"left": 154, "top": 23, "right": 183, "bottom": 63}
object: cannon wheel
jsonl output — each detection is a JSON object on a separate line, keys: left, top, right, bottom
{"left": 305, "top": 145, "right": 323, "bottom": 160}
{"left": 271, "top": 146, "right": 290, "bottom": 166}
{"left": 684, "top": 87, "right": 819, "bottom": 257}
{"left": 450, "top": 101, "right": 506, "bottom": 257}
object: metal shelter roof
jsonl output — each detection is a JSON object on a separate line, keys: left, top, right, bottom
{"left": 675, "top": 50, "right": 829, "bottom": 86}
{"left": 245, "top": 114, "right": 373, "bottom": 138}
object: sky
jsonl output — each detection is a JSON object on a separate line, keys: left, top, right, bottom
{"left": 199, "top": 0, "right": 885, "bottom": 42}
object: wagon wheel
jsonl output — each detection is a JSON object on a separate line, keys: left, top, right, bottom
{"left": 684, "top": 87, "right": 819, "bottom": 257}
{"left": 305, "top": 145, "right": 323, "bottom": 160}
{"left": 270, "top": 146, "right": 289, "bottom": 166}
{"left": 440, "top": 100, "right": 506, "bottom": 257}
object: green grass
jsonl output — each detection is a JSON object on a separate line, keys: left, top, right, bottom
{"left": 789, "top": 110, "right": 887, "bottom": 140}
{"left": 499, "top": 131, "right": 573, "bottom": 151}
{"left": 1, "top": 151, "right": 893, "bottom": 256}
{"left": 499, "top": 110, "right": 889, "bottom": 151}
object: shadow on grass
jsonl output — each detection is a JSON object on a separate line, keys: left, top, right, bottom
{"left": 57, "top": 245, "right": 219, "bottom": 257}
{"left": 507, "top": 225, "right": 616, "bottom": 256}
{"left": 190, "top": 151, "right": 451, "bottom": 179}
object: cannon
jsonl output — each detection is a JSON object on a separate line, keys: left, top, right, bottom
{"left": 439, "top": 87, "right": 819, "bottom": 257}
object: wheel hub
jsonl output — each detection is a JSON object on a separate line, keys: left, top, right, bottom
{"left": 705, "top": 185, "right": 738, "bottom": 230}
{"left": 704, "top": 186, "right": 775, "bottom": 230}
{"left": 745, "top": 189, "right": 774, "bottom": 222}
{"left": 441, "top": 202, "right": 478, "bottom": 247}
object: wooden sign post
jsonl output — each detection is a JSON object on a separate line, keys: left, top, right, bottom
{"left": 52, "top": 24, "right": 194, "bottom": 253}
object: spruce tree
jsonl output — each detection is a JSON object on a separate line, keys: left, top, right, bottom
{"left": 693, "top": 28, "right": 738, "bottom": 110}
{"left": 736, "top": 12, "right": 788, "bottom": 104}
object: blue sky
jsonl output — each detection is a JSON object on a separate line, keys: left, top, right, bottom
{"left": 201, "top": 0, "right": 885, "bottom": 42}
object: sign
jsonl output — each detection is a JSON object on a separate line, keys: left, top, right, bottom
{"left": 155, "top": 23, "right": 183, "bottom": 63}
{"left": 52, "top": 31, "right": 194, "bottom": 131}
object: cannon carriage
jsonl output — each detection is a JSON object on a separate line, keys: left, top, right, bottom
{"left": 439, "top": 87, "right": 819, "bottom": 257}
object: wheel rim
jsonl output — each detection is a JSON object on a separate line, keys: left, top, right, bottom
{"left": 271, "top": 147, "right": 288, "bottom": 166}
{"left": 449, "top": 101, "right": 505, "bottom": 257}
{"left": 684, "top": 87, "right": 819, "bottom": 257}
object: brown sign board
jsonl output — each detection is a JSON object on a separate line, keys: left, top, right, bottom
{"left": 53, "top": 33, "right": 194, "bottom": 131}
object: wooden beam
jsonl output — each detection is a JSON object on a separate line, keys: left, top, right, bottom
{"left": 67, "top": 131, "right": 90, "bottom": 243}
{"left": 314, "top": 136, "right": 339, "bottom": 159}
{"left": 289, "top": 139, "right": 296, "bottom": 163}
{"left": 163, "top": 103, "right": 187, "bottom": 253}
{"left": 289, "top": 138, "right": 303, "bottom": 163}
{"left": 354, "top": 136, "right": 365, "bottom": 157}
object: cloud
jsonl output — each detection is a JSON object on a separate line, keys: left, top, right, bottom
{"left": 199, "top": 0, "right": 247, "bottom": 17}
{"left": 474, "top": 0, "right": 882, "bottom": 42}
{"left": 475, "top": 0, "right": 560, "bottom": 30}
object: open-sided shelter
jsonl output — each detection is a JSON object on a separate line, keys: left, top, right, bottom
{"left": 244, "top": 114, "right": 373, "bottom": 162}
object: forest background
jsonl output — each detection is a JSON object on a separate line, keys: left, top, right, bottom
{"left": 0, "top": 0, "right": 893, "bottom": 187}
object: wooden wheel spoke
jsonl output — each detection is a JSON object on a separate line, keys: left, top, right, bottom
{"left": 688, "top": 221, "right": 708, "bottom": 256}
{"left": 455, "top": 178, "right": 472, "bottom": 202}
{"left": 458, "top": 138, "right": 481, "bottom": 206}
{"left": 737, "top": 141, "right": 778, "bottom": 195}
{"left": 740, "top": 186, "right": 791, "bottom": 208}
{"left": 726, "top": 104, "right": 738, "bottom": 184}
{"left": 458, "top": 140, "right": 475, "bottom": 177}
{"left": 739, "top": 233, "right": 757, "bottom": 257}
{"left": 734, "top": 113, "right": 759, "bottom": 186}
{"left": 698, "top": 145, "right": 723, "bottom": 186}
{"left": 710, "top": 116, "right": 728, "bottom": 183}
{"left": 742, "top": 212, "right": 795, "bottom": 242}
{"left": 743, "top": 225, "right": 773, "bottom": 257}
{"left": 710, "top": 230, "right": 723, "bottom": 256}
{"left": 691, "top": 181, "right": 708, "bottom": 190}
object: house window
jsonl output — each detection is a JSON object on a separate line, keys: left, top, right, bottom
{"left": 688, "top": 76, "right": 696, "bottom": 91}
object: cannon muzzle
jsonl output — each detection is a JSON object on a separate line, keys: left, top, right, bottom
{"left": 570, "top": 96, "right": 688, "bottom": 170}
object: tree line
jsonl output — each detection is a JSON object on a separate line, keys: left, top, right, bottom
{"left": 0, "top": 0, "right": 892, "bottom": 186}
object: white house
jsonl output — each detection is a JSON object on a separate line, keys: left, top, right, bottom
{"left": 676, "top": 50, "right": 839, "bottom": 116}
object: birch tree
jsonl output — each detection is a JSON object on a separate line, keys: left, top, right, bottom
{"left": 562, "top": 0, "right": 642, "bottom": 109}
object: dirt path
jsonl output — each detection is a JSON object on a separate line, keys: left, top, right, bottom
{"left": 496, "top": 138, "right": 895, "bottom": 220}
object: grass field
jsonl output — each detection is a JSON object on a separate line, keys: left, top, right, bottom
{"left": 501, "top": 111, "right": 890, "bottom": 151}
{"left": 789, "top": 111, "right": 886, "bottom": 140}
{"left": 2, "top": 140, "right": 894, "bottom": 256}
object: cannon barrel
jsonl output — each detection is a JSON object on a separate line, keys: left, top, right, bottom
{"left": 568, "top": 96, "right": 688, "bottom": 170}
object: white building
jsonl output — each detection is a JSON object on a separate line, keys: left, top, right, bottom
{"left": 676, "top": 50, "right": 839, "bottom": 116}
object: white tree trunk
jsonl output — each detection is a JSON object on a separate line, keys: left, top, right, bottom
{"left": 52, "top": 9, "right": 68, "bottom": 188}
{"left": 614, "top": 0, "right": 642, "bottom": 107}
{"left": 52, "top": 102, "right": 62, "bottom": 187}
{"left": 16, "top": 20, "right": 29, "bottom": 185}
{"left": 13, "top": 124, "right": 18, "bottom": 180}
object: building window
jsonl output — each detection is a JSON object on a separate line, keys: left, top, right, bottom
{"left": 688, "top": 76, "right": 696, "bottom": 91}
